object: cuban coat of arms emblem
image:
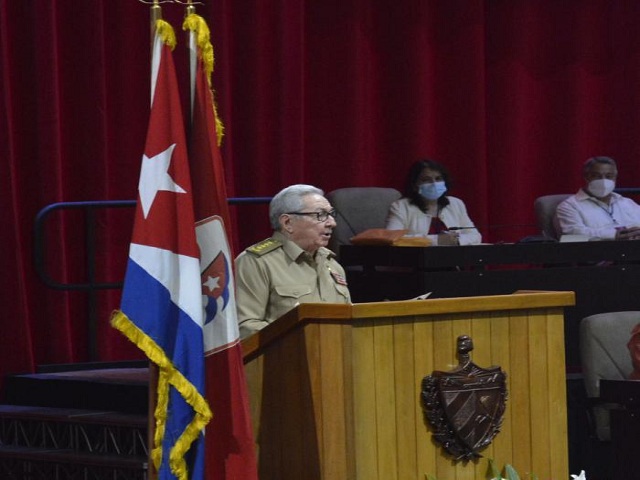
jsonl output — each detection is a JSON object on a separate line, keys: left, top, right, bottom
{"left": 421, "top": 335, "right": 507, "bottom": 461}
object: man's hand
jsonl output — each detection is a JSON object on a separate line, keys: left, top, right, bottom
{"left": 615, "top": 226, "right": 640, "bottom": 240}
{"left": 437, "top": 231, "right": 460, "bottom": 246}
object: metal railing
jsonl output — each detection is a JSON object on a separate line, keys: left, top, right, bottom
{"left": 33, "top": 198, "right": 271, "bottom": 360}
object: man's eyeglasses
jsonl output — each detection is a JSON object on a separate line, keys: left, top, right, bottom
{"left": 286, "top": 209, "right": 337, "bottom": 222}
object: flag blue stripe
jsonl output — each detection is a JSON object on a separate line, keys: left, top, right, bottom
{"left": 160, "top": 389, "right": 205, "bottom": 480}
{"left": 120, "top": 258, "right": 205, "bottom": 390}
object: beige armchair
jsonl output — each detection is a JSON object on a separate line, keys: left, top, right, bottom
{"left": 579, "top": 311, "right": 640, "bottom": 441}
{"left": 533, "top": 193, "right": 571, "bottom": 239}
{"left": 325, "top": 187, "right": 402, "bottom": 257}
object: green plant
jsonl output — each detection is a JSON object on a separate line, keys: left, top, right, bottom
{"left": 425, "top": 459, "right": 587, "bottom": 480}
{"left": 488, "top": 459, "right": 529, "bottom": 480}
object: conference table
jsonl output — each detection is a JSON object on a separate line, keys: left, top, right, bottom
{"left": 339, "top": 239, "right": 640, "bottom": 367}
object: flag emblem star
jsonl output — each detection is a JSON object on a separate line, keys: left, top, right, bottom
{"left": 138, "top": 143, "right": 187, "bottom": 218}
{"left": 202, "top": 274, "right": 220, "bottom": 293}
{"left": 201, "top": 251, "right": 230, "bottom": 325}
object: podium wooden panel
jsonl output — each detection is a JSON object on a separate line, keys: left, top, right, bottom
{"left": 241, "top": 291, "right": 574, "bottom": 480}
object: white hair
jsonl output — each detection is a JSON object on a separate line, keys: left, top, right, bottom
{"left": 269, "top": 184, "right": 324, "bottom": 230}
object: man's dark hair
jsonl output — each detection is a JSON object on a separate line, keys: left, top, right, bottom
{"left": 582, "top": 156, "right": 617, "bottom": 176}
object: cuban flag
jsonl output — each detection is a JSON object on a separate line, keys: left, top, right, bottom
{"left": 111, "top": 19, "right": 211, "bottom": 480}
{"left": 184, "top": 13, "right": 258, "bottom": 479}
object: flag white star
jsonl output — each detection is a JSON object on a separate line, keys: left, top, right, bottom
{"left": 138, "top": 143, "right": 186, "bottom": 218}
{"left": 203, "top": 275, "right": 220, "bottom": 293}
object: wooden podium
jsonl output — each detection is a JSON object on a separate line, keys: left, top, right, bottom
{"left": 241, "top": 291, "right": 574, "bottom": 480}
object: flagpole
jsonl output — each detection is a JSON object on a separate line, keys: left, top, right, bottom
{"left": 147, "top": 4, "right": 161, "bottom": 480}
{"left": 151, "top": 0, "right": 162, "bottom": 29}
{"left": 150, "top": 0, "right": 163, "bottom": 53}
{"left": 186, "top": 0, "right": 196, "bottom": 119}
{"left": 185, "top": 0, "right": 196, "bottom": 16}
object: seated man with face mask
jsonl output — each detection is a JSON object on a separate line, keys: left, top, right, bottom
{"left": 554, "top": 156, "right": 640, "bottom": 240}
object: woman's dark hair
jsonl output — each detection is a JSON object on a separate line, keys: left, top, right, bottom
{"left": 404, "top": 159, "right": 452, "bottom": 212}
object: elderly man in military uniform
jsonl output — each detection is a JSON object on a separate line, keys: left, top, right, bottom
{"left": 235, "top": 184, "right": 351, "bottom": 338}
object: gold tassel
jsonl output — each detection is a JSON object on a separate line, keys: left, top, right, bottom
{"left": 110, "top": 311, "right": 212, "bottom": 480}
{"left": 155, "top": 19, "right": 177, "bottom": 50}
{"left": 183, "top": 13, "right": 225, "bottom": 146}
{"left": 152, "top": 370, "right": 169, "bottom": 470}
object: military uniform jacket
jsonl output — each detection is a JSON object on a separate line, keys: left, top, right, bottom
{"left": 235, "top": 231, "right": 351, "bottom": 339}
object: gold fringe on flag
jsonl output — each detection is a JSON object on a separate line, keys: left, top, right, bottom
{"left": 183, "top": 13, "right": 225, "bottom": 146}
{"left": 155, "top": 18, "right": 178, "bottom": 50}
{"left": 111, "top": 311, "right": 212, "bottom": 480}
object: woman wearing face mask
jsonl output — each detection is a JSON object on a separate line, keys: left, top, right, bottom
{"left": 554, "top": 156, "right": 640, "bottom": 240}
{"left": 385, "top": 159, "right": 482, "bottom": 246}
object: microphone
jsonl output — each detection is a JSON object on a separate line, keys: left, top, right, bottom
{"left": 446, "top": 226, "right": 476, "bottom": 231}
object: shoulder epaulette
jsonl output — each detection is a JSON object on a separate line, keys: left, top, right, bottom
{"left": 247, "top": 238, "right": 283, "bottom": 256}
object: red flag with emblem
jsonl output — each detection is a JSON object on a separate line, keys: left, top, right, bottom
{"left": 183, "top": 13, "right": 258, "bottom": 480}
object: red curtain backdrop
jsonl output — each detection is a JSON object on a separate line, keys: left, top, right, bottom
{"left": 2, "top": 0, "right": 640, "bottom": 387}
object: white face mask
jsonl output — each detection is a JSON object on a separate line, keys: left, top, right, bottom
{"left": 587, "top": 178, "right": 615, "bottom": 198}
{"left": 418, "top": 181, "right": 447, "bottom": 200}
